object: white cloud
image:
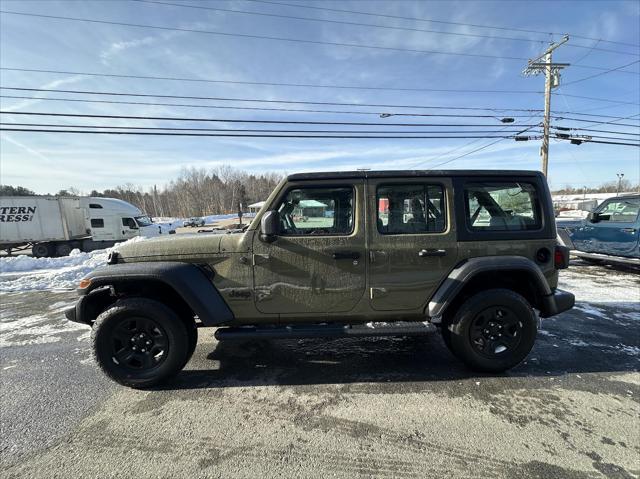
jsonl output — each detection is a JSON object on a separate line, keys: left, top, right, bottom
{"left": 100, "top": 35, "right": 159, "bottom": 64}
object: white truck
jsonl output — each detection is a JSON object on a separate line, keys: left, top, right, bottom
{"left": 0, "top": 196, "right": 161, "bottom": 257}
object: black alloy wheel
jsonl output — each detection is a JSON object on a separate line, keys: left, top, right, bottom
{"left": 469, "top": 306, "right": 523, "bottom": 358}
{"left": 111, "top": 317, "right": 169, "bottom": 371}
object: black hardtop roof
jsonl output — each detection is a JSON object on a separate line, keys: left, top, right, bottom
{"left": 287, "top": 169, "right": 543, "bottom": 181}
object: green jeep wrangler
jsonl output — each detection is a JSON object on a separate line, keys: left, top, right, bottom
{"left": 66, "top": 170, "right": 574, "bottom": 388}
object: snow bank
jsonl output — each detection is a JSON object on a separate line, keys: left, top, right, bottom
{"left": 0, "top": 237, "right": 145, "bottom": 292}
{"left": 558, "top": 267, "right": 640, "bottom": 303}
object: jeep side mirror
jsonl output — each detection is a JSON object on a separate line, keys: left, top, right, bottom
{"left": 260, "top": 211, "right": 280, "bottom": 242}
{"left": 587, "top": 212, "right": 599, "bottom": 223}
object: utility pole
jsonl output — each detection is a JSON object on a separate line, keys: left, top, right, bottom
{"left": 616, "top": 173, "right": 624, "bottom": 195}
{"left": 523, "top": 35, "right": 570, "bottom": 177}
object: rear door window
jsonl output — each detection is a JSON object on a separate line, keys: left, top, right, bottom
{"left": 465, "top": 182, "right": 541, "bottom": 231}
{"left": 376, "top": 184, "right": 446, "bottom": 234}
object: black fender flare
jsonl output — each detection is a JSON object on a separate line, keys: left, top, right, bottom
{"left": 428, "top": 256, "right": 557, "bottom": 320}
{"left": 71, "top": 262, "right": 234, "bottom": 326}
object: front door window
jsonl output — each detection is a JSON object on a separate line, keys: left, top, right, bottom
{"left": 277, "top": 187, "right": 354, "bottom": 236}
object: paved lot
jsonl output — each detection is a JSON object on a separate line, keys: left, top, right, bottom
{"left": 0, "top": 261, "right": 638, "bottom": 478}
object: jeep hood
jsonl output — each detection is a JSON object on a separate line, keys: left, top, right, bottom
{"left": 115, "top": 232, "right": 245, "bottom": 262}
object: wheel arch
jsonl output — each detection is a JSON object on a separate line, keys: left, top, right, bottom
{"left": 71, "top": 262, "right": 234, "bottom": 327}
{"left": 428, "top": 256, "right": 552, "bottom": 323}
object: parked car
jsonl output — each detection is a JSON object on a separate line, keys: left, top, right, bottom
{"left": 561, "top": 195, "right": 640, "bottom": 265}
{"left": 183, "top": 217, "right": 205, "bottom": 227}
{"left": 66, "top": 170, "right": 574, "bottom": 388}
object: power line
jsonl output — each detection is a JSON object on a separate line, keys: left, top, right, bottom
{"left": 558, "top": 113, "right": 640, "bottom": 130}
{"left": 0, "top": 128, "right": 540, "bottom": 139}
{"left": 414, "top": 122, "right": 540, "bottom": 168}
{"left": 551, "top": 126, "right": 640, "bottom": 137}
{"left": 562, "top": 59, "right": 640, "bottom": 86}
{"left": 133, "top": 0, "right": 640, "bottom": 57}
{"left": 0, "top": 10, "right": 527, "bottom": 62}
{"left": 0, "top": 111, "right": 542, "bottom": 127}
{"left": 554, "top": 137, "right": 639, "bottom": 147}
{"left": 0, "top": 67, "right": 543, "bottom": 94}
{"left": 17, "top": 124, "right": 629, "bottom": 142}
{"left": 247, "top": 0, "right": 640, "bottom": 49}
{"left": 551, "top": 93, "right": 640, "bottom": 105}
{"left": 416, "top": 129, "right": 640, "bottom": 169}
{"left": 426, "top": 138, "right": 523, "bottom": 169}
{"left": 554, "top": 133, "right": 640, "bottom": 141}
{"left": 0, "top": 123, "right": 544, "bottom": 134}
{"left": 3, "top": 68, "right": 638, "bottom": 107}
{"left": 0, "top": 86, "right": 545, "bottom": 112}
{"left": 3, "top": 86, "right": 634, "bottom": 119}
{"left": 0, "top": 94, "right": 541, "bottom": 119}
{"left": 552, "top": 115, "right": 638, "bottom": 127}
{"left": 0, "top": 10, "right": 637, "bottom": 73}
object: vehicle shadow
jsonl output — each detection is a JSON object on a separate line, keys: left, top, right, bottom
{"left": 162, "top": 305, "right": 640, "bottom": 391}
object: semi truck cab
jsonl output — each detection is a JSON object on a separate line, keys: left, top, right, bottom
{"left": 84, "top": 198, "right": 159, "bottom": 242}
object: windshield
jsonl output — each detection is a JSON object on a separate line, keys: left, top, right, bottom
{"left": 135, "top": 215, "right": 154, "bottom": 227}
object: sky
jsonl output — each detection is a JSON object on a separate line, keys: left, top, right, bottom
{"left": 0, "top": 0, "right": 639, "bottom": 194}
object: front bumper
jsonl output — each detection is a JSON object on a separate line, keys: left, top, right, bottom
{"left": 540, "top": 289, "right": 575, "bottom": 318}
{"left": 65, "top": 296, "right": 88, "bottom": 325}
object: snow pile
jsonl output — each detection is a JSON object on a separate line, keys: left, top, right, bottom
{"left": 1, "top": 249, "right": 105, "bottom": 274}
{"left": 558, "top": 267, "right": 640, "bottom": 303}
{"left": 0, "top": 237, "right": 145, "bottom": 292}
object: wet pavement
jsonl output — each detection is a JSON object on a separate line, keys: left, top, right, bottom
{"left": 0, "top": 261, "right": 638, "bottom": 478}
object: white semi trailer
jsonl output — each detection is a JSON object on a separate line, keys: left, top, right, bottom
{"left": 0, "top": 196, "right": 161, "bottom": 257}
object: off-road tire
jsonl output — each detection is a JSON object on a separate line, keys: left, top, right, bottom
{"left": 91, "top": 298, "right": 189, "bottom": 388}
{"left": 447, "top": 289, "right": 537, "bottom": 373}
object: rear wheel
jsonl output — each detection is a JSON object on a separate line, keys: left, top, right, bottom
{"left": 447, "top": 289, "right": 537, "bottom": 373}
{"left": 32, "top": 243, "right": 51, "bottom": 258}
{"left": 55, "top": 243, "right": 72, "bottom": 257}
{"left": 91, "top": 298, "right": 189, "bottom": 388}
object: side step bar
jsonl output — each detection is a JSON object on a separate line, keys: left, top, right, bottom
{"left": 214, "top": 322, "right": 437, "bottom": 341}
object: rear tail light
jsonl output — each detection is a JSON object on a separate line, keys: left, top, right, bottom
{"left": 554, "top": 245, "right": 570, "bottom": 269}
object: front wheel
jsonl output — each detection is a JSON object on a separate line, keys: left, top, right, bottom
{"left": 446, "top": 289, "right": 537, "bottom": 373}
{"left": 91, "top": 298, "right": 189, "bottom": 388}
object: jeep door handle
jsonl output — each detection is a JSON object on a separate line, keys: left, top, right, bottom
{"left": 418, "top": 248, "right": 446, "bottom": 257}
{"left": 621, "top": 228, "right": 636, "bottom": 233}
{"left": 332, "top": 251, "right": 360, "bottom": 260}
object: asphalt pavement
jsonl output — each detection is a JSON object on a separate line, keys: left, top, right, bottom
{"left": 0, "top": 261, "right": 638, "bottom": 478}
